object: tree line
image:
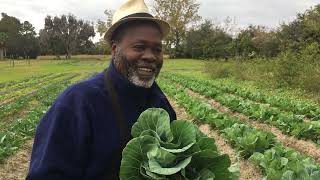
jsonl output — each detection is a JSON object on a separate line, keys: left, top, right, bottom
{"left": 96, "top": 0, "right": 320, "bottom": 60}
{"left": 0, "top": 13, "right": 39, "bottom": 59}
{"left": 150, "top": 0, "right": 320, "bottom": 60}
{"left": 0, "top": 13, "right": 101, "bottom": 60}
{"left": 1, "top": 1, "right": 320, "bottom": 60}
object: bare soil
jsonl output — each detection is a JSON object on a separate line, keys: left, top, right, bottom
{"left": 0, "top": 139, "right": 33, "bottom": 180}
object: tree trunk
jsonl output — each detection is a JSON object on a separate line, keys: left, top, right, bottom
{"left": 66, "top": 43, "right": 72, "bottom": 59}
{"left": 67, "top": 53, "right": 71, "bottom": 59}
{"left": 0, "top": 48, "right": 3, "bottom": 60}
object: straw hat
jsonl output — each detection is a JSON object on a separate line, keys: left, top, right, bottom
{"left": 104, "top": 0, "right": 170, "bottom": 44}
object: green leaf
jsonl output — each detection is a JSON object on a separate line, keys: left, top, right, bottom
{"left": 159, "top": 120, "right": 197, "bottom": 153}
{"left": 121, "top": 108, "right": 233, "bottom": 179}
{"left": 148, "top": 156, "right": 192, "bottom": 175}
{"left": 280, "top": 157, "right": 288, "bottom": 166}
{"left": 131, "top": 108, "right": 173, "bottom": 141}
{"left": 147, "top": 147, "right": 177, "bottom": 167}
{"left": 0, "top": 135, "right": 6, "bottom": 144}
{"left": 120, "top": 136, "right": 159, "bottom": 179}
{"left": 281, "top": 170, "right": 294, "bottom": 180}
{"left": 189, "top": 150, "right": 232, "bottom": 179}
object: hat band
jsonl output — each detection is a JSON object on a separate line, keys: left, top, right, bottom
{"left": 120, "top": 13, "right": 154, "bottom": 20}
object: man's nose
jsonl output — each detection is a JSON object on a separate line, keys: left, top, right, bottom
{"left": 141, "top": 48, "right": 157, "bottom": 62}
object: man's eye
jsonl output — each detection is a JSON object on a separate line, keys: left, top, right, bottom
{"left": 133, "top": 45, "right": 145, "bottom": 51}
{"left": 154, "top": 47, "right": 162, "bottom": 54}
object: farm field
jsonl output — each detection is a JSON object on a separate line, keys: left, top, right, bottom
{"left": 1, "top": 59, "right": 320, "bottom": 179}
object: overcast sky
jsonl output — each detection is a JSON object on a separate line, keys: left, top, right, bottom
{"left": 1, "top": 0, "right": 320, "bottom": 42}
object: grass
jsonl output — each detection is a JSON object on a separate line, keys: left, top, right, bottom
{"left": 1, "top": 58, "right": 319, "bottom": 104}
{"left": 0, "top": 59, "right": 109, "bottom": 83}
{"left": 37, "top": 54, "right": 111, "bottom": 60}
{"left": 0, "top": 58, "right": 206, "bottom": 83}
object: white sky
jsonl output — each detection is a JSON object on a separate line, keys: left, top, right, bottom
{"left": 1, "top": 0, "right": 320, "bottom": 42}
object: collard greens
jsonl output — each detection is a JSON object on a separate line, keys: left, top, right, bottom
{"left": 120, "top": 108, "right": 236, "bottom": 180}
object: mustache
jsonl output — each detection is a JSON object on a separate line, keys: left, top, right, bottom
{"left": 135, "top": 60, "right": 159, "bottom": 69}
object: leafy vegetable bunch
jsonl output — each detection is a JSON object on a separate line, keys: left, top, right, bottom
{"left": 120, "top": 108, "right": 235, "bottom": 180}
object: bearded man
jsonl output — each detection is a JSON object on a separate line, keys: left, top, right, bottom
{"left": 26, "top": 0, "right": 176, "bottom": 179}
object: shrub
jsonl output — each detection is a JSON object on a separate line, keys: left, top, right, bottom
{"left": 274, "top": 50, "right": 303, "bottom": 87}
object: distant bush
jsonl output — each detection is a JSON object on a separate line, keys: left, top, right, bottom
{"left": 205, "top": 58, "right": 275, "bottom": 83}
{"left": 206, "top": 62, "right": 233, "bottom": 78}
{"left": 274, "top": 50, "right": 303, "bottom": 87}
{"left": 204, "top": 46, "right": 320, "bottom": 96}
{"left": 300, "top": 63, "right": 320, "bottom": 92}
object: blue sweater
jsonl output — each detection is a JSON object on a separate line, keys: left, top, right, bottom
{"left": 26, "top": 62, "right": 176, "bottom": 180}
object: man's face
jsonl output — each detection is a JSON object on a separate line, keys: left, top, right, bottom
{"left": 112, "top": 23, "right": 163, "bottom": 88}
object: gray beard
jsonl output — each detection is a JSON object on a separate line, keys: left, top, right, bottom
{"left": 113, "top": 48, "right": 161, "bottom": 88}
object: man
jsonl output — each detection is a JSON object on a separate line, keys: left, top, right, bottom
{"left": 26, "top": 0, "right": 176, "bottom": 179}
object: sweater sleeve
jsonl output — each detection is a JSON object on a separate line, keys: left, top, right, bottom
{"left": 26, "top": 98, "right": 92, "bottom": 180}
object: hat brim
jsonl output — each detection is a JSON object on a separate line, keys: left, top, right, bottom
{"left": 104, "top": 17, "right": 170, "bottom": 45}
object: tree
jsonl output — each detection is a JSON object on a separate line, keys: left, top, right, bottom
{"left": 39, "top": 14, "right": 95, "bottom": 59}
{"left": 20, "top": 21, "right": 40, "bottom": 59}
{"left": 0, "top": 13, "right": 22, "bottom": 58}
{"left": 95, "top": 9, "right": 114, "bottom": 56}
{"left": 0, "top": 13, "right": 39, "bottom": 59}
{"left": 0, "top": 32, "right": 8, "bottom": 60}
{"left": 232, "top": 25, "right": 256, "bottom": 58}
{"left": 251, "top": 27, "right": 280, "bottom": 57}
{"left": 184, "top": 19, "right": 232, "bottom": 59}
{"left": 303, "top": 5, "right": 320, "bottom": 42}
{"left": 96, "top": 9, "right": 114, "bottom": 37}
{"left": 152, "top": 0, "right": 201, "bottom": 58}
{"left": 278, "top": 16, "right": 307, "bottom": 52}
{"left": 278, "top": 4, "right": 320, "bottom": 52}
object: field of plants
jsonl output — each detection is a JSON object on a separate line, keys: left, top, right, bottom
{"left": 0, "top": 59, "right": 320, "bottom": 180}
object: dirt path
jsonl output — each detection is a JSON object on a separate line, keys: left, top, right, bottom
{"left": 167, "top": 97, "right": 263, "bottom": 180}
{"left": 0, "top": 139, "right": 33, "bottom": 180}
{"left": 183, "top": 87, "right": 320, "bottom": 163}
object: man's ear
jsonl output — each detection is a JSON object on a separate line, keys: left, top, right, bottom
{"left": 111, "top": 42, "right": 117, "bottom": 57}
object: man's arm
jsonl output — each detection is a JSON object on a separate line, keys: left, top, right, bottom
{"left": 26, "top": 103, "right": 91, "bottom": 180}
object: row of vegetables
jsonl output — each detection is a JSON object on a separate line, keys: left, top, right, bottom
{"left": 162, "top": 74, "right": 320, "bottom": 145}
{"left": 0, "top": 73, "right": 53, "bottom": 90}
{"left": 0, "top": 73, "right": 77, "bottom": 103}
{"left": 158, "top": 79, "right": 320, "bottom": 179}
{"left": 0, "top": 73, "right": 91, "bottom": 163}
{"left": 0, "top": 73, "right": 81, "bottom": 120}
{"left": 164, "top": 73, "right": 320, "bottom": 121}
{"left": 0, "top": 73, "right": 55, "bottom": 95}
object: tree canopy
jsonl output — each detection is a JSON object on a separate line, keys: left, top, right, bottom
{"left": 39, "top": 14, "right": 95, "bottom": 59}
{"left": 152, "top": 0, "right": 201, "bottom": 58}
{"left": 0, "top": 13, "right": 39, "bottom": 59}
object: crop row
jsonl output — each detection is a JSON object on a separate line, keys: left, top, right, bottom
{"left": 0, "top": 72, "right": 92, "bottom": 163}
{"left": 0, "top": 73, "right": 53, "bottom": 90}
{"left": 0, "top": 73, "right": 66, "bottom": 95}
{"left": 159, "top": 79, "right": 320, "bottom": 179}
{"left": 163, "top": 74, "right": 320, "bottom": 145}
{"left": 164, "top": 73, "right": 320, "bottom": 121}
{"left": 0, "top": 73, "right": 77, "bottom": 103}
{"left": 0, "top": 73, "right": 81, "bottom": 121}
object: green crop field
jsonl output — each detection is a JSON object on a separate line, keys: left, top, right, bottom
{"left": 1, "top": 59, "right": 320, "bottom": 179}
